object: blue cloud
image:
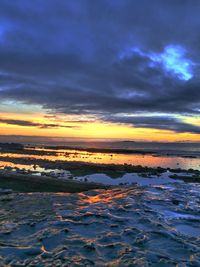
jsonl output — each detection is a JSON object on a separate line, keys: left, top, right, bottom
{"left": 119, "top": 45, "right": 193, "bottom": 81}
{"left": 150, "top": 45, "right": 193, "bottom": 81}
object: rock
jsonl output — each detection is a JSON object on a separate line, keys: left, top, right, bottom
{"left": 0, "top": 188, "right": 13, "bottom": 194}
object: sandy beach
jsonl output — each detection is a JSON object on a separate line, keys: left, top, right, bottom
{"left": 0, "top": 183, "right": 200, "bottom": 266}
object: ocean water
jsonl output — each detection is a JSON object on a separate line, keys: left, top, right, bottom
{"left": 59, "top": 141, "right": 200, "bottom": 154}
{"left": 1, "top": 141, "right": 200, "bottom": 171}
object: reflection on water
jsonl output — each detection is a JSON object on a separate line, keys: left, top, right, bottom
{"left": 0, "top": 161, "right": 31, "bottom": 170}
{"left": 0, "top": 161, "right": 72, "bottom": 180}
{"left": 0, "top": 147, "right": 200, "bottom": 170}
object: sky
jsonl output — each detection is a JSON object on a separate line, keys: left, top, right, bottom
{"left": 0, "top": 0, "right": 200, "bottom": 142}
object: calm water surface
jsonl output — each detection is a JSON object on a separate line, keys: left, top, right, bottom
{"left": 0, "top": 146, "right": 200, "bottom": 170}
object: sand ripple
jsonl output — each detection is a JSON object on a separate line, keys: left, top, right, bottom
{"left": 0, "top": 183, "right": 200, "bottom": 266}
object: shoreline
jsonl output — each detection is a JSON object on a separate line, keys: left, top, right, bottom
{"left": 1, "top": 142, "right": 200, "bottom": 159}
{"left": 1, "top": 155, "right": 200, "bottom": 175}
{"left": 0, "top": 143, "right": 200, "bottom": 192}
{"left": 0, "top": 161, "right": 200, "bottom": 193}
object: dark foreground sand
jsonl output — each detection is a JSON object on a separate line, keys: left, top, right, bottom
{"left": 0, "top": 172, "right": 108, "bottom": 193}
{"left": 0, "top": 183, "right": 200, "bottom": 266}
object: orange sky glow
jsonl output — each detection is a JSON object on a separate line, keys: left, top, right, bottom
{"left": 0, "top": 108, "right": 199, "bottom": 142}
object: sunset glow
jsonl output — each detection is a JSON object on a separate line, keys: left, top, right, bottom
{"left": 0, "top": 107, "right": 199, "bottom": 142}
{"left": 0, "top": 108, "right": 199, "bottom": 142}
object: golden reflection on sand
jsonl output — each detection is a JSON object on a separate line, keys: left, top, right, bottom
{"left": 78, "top": 189, "right": 134, "bottom": 206}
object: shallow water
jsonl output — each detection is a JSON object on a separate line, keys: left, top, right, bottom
{"left": 0, "top": 182, "right": 200, "bottom": 266}
{"left": 76, "top": 171, "right": 187, "bottom": 186}
{"left": 0, "top": 147, "right": 200, "bottom": 170}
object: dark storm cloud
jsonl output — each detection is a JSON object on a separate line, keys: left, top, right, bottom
{"left": 0, "top": 0, "right": 200, "bottom": 133}
{"left": 0, "top": 118, "right": 77, "bottom": 129}
{"left": 105, "top": 115, "right": 200, "bottom": 134}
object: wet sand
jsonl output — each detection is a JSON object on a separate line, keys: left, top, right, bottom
{"left": 0, "top": 183, "right": 200, "bottom": 266}
{"left": 0, "top": 172, "right": 108, "bottom": 193}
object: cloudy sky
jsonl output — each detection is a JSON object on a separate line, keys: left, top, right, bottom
{"left": 0, "top": 0, "right": 200, "bottom": 142}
